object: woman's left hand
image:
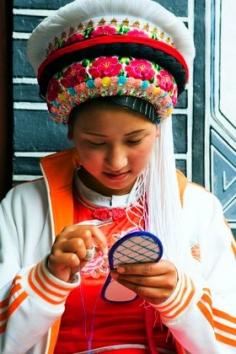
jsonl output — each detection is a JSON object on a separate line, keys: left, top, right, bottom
{"left": 110, "top": 260, "right": 178, "bottom": 305}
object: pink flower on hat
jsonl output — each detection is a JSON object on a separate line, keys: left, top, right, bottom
{"left": 61, "top": 63, "right": 87, "bottom": 88}
{"left": 127, "top": 29, "right": 149, "bottom": 38}
{"left": 91, "top": 25, "right": 117, "bottom": 38}
{"left": 156, "top": 69, "right": 174, "bottom": 92}
{"left": 126, "top": 59, "right": 155, "bottom": 81}
{"left": 89, "top": 57, "right": 122, "bottom": 78}
{"left": 47, "top": 78, "right": 62, "bottom": 101}
{"left": 66, "top": 32, "right": 84, "bottom": 45}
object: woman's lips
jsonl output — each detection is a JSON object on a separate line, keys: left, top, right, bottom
{"left": 103, "top": 171, "right": 130, "bottom": 181}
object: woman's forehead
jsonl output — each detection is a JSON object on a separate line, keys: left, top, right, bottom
{"left": 74, "top": 107, "right": 155, "bottom": 134}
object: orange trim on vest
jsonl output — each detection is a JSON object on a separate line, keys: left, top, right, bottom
{"left": 41, "top": 148, "right": 79, "bottom": 354}
{"left": 41, "top": 148, "right": 79, "bottom": 235}
{"left": 40, "top": 148, "right": 187, "bottom": 354}
{"left": 47, "top": 318, "right": 62, "bottom": 354}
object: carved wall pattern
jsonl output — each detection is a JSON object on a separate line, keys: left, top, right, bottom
{"left": 205, "top": 0, "right": 236, "bottom": 234}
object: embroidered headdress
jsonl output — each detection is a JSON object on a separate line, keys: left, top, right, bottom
{"left": 27, "top": 0, "right": 194, "bottom": 123}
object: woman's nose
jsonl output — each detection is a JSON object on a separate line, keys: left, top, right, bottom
{"left": 105, "top": 146, "right": 128, "bottom": 171}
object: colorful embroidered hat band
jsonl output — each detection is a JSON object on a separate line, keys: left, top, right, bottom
{"left": 46, "top": 56, "right": 178, "bottom": 124}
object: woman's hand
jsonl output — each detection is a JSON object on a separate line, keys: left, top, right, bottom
{"left": 48, "top": 224, "right": 108, "bottom": 282}
{"left": 110, "top": 260, "right": 178, "bottom": 305}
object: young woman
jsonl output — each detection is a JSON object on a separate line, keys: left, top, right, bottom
{"left": 0, "top": 0, "right": 235, "bottom": 353}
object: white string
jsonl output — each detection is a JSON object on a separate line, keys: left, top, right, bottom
{"left": 125, "top": 171, "right": 148, "bottom": 230}
{"left": 146, "top": 117, "right": 184, "bottom": 266}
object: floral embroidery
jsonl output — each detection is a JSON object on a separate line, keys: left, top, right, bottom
{"left": 46, "top": 56, "right": 178, "bottom": 123}
{"left": 92, "top": 207, "right": 127, "bottom": 221}
{"left": 126, "top": 59, "right": 155, "bottom": 81}
{"left": 91, "top": 25, "right": 117, "bottom": 38}
{"left": 47, "top": 78, "right": 62, "bottom": 101}
{"left": 156, "top": 69, "right": 174, "bottom": 92}
{"left": 46, "top": 18, "right": 174, "bottom": 56}
{"left": 89, "top": 56, "right": 122, "bottom": 78}
{"left": 127, "top": 29, "right": 149, "bottom": 38}
{"left": 61, "top": 63, "right": 87, "bottom": 88}
{"left": 66, "top": 32, "right": 84, "bottom": 45}
{"left": 92, "top": 208, "right": 111, "bottom": 221}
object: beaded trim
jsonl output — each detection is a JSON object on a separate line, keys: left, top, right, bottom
{"left": 46, "top": 17, "right": 174, "bottom": 56}
{"left": 47, "top": 56, "right": 177, "bottom": 123}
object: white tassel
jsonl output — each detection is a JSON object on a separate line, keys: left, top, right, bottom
{"left": 143, "top": 118, "right": 202, "bottom": 278}
{"left": 145, "top": 117, "right": 187, "bottom": 268}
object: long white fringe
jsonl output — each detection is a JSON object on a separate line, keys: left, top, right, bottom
{"left": 144, "top": 117, "right": 201, "bottom": 273}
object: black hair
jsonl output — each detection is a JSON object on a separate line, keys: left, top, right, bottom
{"left": 68, "top": 96, "right": 160, "bottom": 130}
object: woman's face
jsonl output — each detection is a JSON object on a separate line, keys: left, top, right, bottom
{"left": 70, "top": 105, "right": 159, "bottom": 195}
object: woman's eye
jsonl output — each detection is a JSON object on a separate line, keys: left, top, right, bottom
{"left": 127, "top": 139, "right": 142, "bottom": 145}
{"left": 88, "top": 141, "right": 105, "bottom": 146}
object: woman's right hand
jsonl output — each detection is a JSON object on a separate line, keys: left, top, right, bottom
{"left": 47, "top": 224, "right": 108, "bottom": 282}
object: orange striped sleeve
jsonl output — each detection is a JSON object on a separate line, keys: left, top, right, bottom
{"left": 198, "top": 289, "right": 236, "bottom": 347}
{"left": 0, "top": 275, "right": 28, "bottom": 334}
{"left": 7, "top": 291, "right": 28, "bottom": 318}
{"left": 153, "top": 271, "right": 195, "bottom": 321}
{"left": 213, "top": 308, "right": 236, "bottom": 323}
{"left": 0, "top": 298, "right": 9, "bottom": 309}
{"left": 215, "top": 333, "right": 236, "bottom": 347}
{"left": 0, "top": 275, "right": 22, "bottom": 310}
{"left": 213, "top": 308, "right": 236, "bottom": 346}
{"left": 27, "top": 261, "right": 79, "bottom": 306}
{"left": 197, "top": 288, "right": 214, "bottom": 327}
{"left": 154, "top": 271, "right": 186, "bottom": 311}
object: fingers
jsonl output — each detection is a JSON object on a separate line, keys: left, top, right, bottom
{"left": 59, "top": 225, "right": 108, "bottom": 254}
{"left": 47, "top": 224, "right": 108, "bottom": 282}
{"left": 114, "top": 277, "right": 172, "bottom": 304}
{"left": 115, "top": 260, "right": 173, "bottom": 276}
{"left": 55, "top": 237, "right": 87, "bottom": 259}
{"left": 51, "top": 224, "right": 108, "bottom": 265}
{"left": 110, "top": 260, "right": 178, "bottom": 304}
{"left": 49, "top": 251, "right": 81, "bottom": 269}
{"left": 111, "top": 273, "right": 175, "bottom": 289}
